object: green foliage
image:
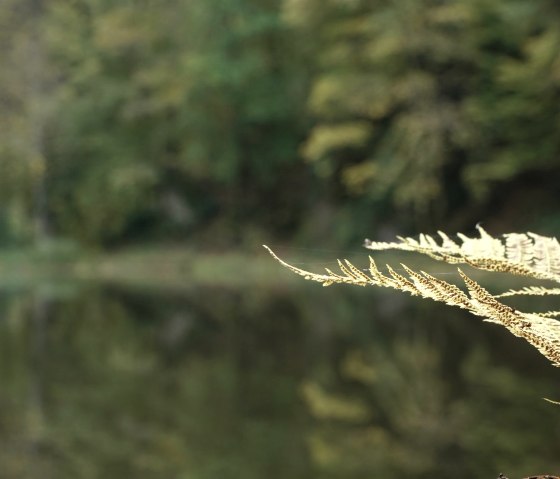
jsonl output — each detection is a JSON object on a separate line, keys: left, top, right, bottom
{"left": 288, "top": 0, "right": 478, "bottom": 215}
{"left": 0, "top": 0, "right": 54, "bottom": 242}
{"left": 0, "top": 0, "right": 310, "bottom": 245}
{"left": 286, "top": 0, "right": 560, "bottom": 224}
{"left": 2, "top": 0, "right": 560, "bottom": 246}
{"left": 465, "top": 4, "right": 560, "bottom": 199}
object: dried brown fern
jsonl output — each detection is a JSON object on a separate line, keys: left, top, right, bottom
{"left": 263, "top": 228, "right": 560, "bottom": 368}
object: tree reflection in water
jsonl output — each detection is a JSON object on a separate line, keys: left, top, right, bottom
{"left": 0, "top": 284, "right": 559, "bottom": 478}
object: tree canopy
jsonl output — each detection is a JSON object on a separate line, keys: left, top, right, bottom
{"left": 1, "top": 0, "right": 560, "bottom": 247}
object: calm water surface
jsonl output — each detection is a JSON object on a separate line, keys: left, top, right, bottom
{"left": 1, "top": 278, "right": 559, "bottom": 478}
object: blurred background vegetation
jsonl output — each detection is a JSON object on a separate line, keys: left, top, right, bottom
{"left": 2, "top": 0, "right": 560, "bottom": 252}
{"left": 2, "top": 1, "right": 560, "bottom": 478}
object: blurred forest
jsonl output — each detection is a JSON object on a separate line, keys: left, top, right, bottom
{"left": 3, "top": 3, "right": 560, "bottom": 476}
{"left": 2, "top": 0, "right": 560, "bottom": 249}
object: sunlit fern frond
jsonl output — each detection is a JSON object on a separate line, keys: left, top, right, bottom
{"left": 513, "top": 314, "right": 560, "bottom": 366}
{"left": 532, "top": 311, "right": 560, "bottom": 318}
{"left": 364, "top": 226, "right": 560, "bottom": 282}
{"left": 263, "top": 239, "right": 560, "bottom": 367}
{"left": 495, "top": 286, "right": 560, "bottom": 298}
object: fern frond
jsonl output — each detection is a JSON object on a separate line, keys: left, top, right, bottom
{"left": 264, "top": 243, "right": 560, "bottom": 367}
{"left": 262, "top": 245, "right": 361, "bottom": 286}
{"left": 364, "top": 226, "right": 560, "bottom": 282}
{"left": 513, "top": 314, "right": 560, "bottom": 366}
{"left": 532, "top": 311, "right": 560, "bottom": 318}
{"left": 457, "top": 269, "right": 529, "bottom": 330}
{"left": 495, "top": 286, "right": 560, "bottom": 298}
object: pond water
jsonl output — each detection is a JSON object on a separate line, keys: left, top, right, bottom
{"left": 1, "top": 277, "right": 559, "bottom": 478}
